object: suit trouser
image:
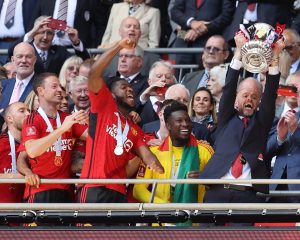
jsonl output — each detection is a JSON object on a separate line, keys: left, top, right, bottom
{"left": 202, "top": 184, "right": 265, "bottom": 227}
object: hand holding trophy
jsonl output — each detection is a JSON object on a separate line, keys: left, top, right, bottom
{"left": 239, "top": 23, "right": 285, "bottom": 73}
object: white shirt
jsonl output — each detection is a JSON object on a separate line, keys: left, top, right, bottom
{"left": 11, "top": 72, "right": 34, "bottom": 97}
{"left": 243, "top": 3, "right": 257, "bottom": 24}
{"left": 290, "top": 57, "right": 300, "bottom": 74}
{"left": 0, "top": 0, "right": 25, "bottom": 38}
{"left": 52, "top": 0, "right": 77, "bottom": 46}
{"left": 120, "top": 72, "right": 140, "bottom": 83}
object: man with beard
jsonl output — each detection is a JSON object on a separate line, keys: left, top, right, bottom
{"left": 0, "top": 42, "right": 36, "bottom": 111}
{"left": 68, "top": 75, "right": 89, "bottom": 174}
{"left": 0, "top": 102, "right": 30, "bottom": 203}
{"left": 133, "top": 101, "right": 213, "bottom": 215}
{"left": 78, "top": 38, "right": 164, "bottom": 205}
{"left": 191, "top": 32, "right": 285, "bottom": 226}
{"left": 17, "top": 72, "right": 88, "bottom": 203}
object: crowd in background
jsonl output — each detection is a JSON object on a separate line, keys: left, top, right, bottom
{"left": 1, "top": 0, "right": 300, "bottom": 226}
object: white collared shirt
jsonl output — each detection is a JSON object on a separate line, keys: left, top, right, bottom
{"left": 120, "top": 72, "right": 140, "bottom": 83}
{"left": 290, "top": 57, "right": 300, "bottom": 74}
{"left": 0, "top": 0, "right": 25, "bottom": 38}
{"left": 243, "top": 3, "right": 257, "bottom": 24}
{"left": 33, "top": 43, "right": 48, "bottom": 60}
{"left": 14, "top": 72, "right": 34, "bottom": 96}
{"left": 149, "top": 96, "right": 161, "bottom": 113}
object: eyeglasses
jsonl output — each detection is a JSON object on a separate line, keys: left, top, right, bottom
{"left": 204, "top": 46, "right": 225, "bottom": 54}
{"left": 67, "top": 66, "right": 80, "bottom": 72}
{"left": 74, "top": 88, "right": 88, "bottom": 95}
{"left": 284, "top": 43, "right": 298, "bottom": 51}
{"left": 118, "top": 54, "right": 138, "bottom": 59}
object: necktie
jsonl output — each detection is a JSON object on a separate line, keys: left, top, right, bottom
{"left": 242, "top": 117, "right": 249, "bottom": 128}
{"left": 57, "top": 0, "right": 68, "bottom": 21}
{"left": 4, "top": 0, "right": 17, "bottom": 29}
{"left": 9, "top": 81, "right": 24, "bottom": 104}
{"left": 198, "top": 71, "right": 209, "bottom": 88}
{"left": 40, "top": 51, "right": 47, "bottom": 68}
{"left": 247, "top": 3, "right": 256, "bottom": 12}
{"left": 57, "top": 0, "right": 68, "bottom": 37}
{"left": 128, "top": 4, "right": 140, "bottom": 15}
{"left": 196, "top": 0, "right": 202, "bottom": 8}
{"left": 231, "top": 117, "right": 249, "bottom": 178}
{"left": 155, "top": 101, "right": 163, "bottom": 114}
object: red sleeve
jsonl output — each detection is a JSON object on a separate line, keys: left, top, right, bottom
{"left": 133, "top": 126, "right": 146, "bottom": 150}
{"left": 21, "top": 117, "right": 40, "bottom": 143}
{"left": 72, "top": 123, "right": 87, "bottom": 139}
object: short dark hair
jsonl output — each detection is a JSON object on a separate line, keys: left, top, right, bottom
{"left": 163, "top": 101, "right": 188, "bottom": 123}
{"left": 107, "top": 76, "right": 126, "bottom": 92}
{"left": 33, "top": 72, "right": 57, "bottom": 95}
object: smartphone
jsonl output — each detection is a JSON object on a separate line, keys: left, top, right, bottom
{"left": 155, "top": 86, "right": 168, "bottom": 96}
{"left": 47, "top": 18, "right": 67, "bottom": 31}
{"left": 277, "top": 84, "right": 298, "bottom": 97}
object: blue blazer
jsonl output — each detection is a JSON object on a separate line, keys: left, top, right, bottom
{"left": 0, "top": 75, "right": 35, "bottom": 111}
{"left": 266, "top": 113, "right": 300, "bottom": 191}
{"left": 200, "top": 67, "right": 280, "bottom": 193}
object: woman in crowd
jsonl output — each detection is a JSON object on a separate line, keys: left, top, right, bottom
{"left": 206, "top": 64, "right": 229, "bottom": 111}
{"left": 24, "top": 91, "right": 39, "bottom": 112}
{"left": 59, "top": 56, "right": 82, "bottom": 93}
{"left": 188, "top": 87, "right": 217, "bottom": 129}
{"left": 101, "top": 0, "right": 161, "bottom": 48}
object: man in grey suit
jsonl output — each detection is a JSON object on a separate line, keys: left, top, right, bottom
{"left": 266, "top": 93, "right": 300, "bottom": 203}
{"left": 181, "top": 35, "right": 229, "bottom": 97}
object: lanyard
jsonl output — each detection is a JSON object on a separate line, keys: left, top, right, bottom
{"left": 37, "top": 107, "right": 62, "bottom": 156}
{"left": 114, "top": 112, "right": 129, "bottom": 155}
{"left": 171, "top": 151, "right": 183, "bottom": 187}
{"left": 8, "top": 131, "right": 17, "bottom": 173}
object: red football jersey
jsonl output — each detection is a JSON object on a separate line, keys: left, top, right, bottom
{"left": 20, "top": 111, "right": 87, "bottom": 199}
{"left": 80, "top": 85, "right": 145, "bottom": 195}
{"left": 0, "top": 133, "right": 24, "bottom": 202}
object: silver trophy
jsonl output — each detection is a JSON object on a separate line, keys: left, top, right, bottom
{"left": 240, "top": 23, "right": 279, "bottom": 73}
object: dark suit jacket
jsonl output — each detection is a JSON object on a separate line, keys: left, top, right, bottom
{"left": 0, "top": 0, "right": 38, "bottom": 33}
{"left": 181, "top": 70, "right": 205, "bottom": 97}
{"left": 223, "top": 0, "right": 293, "bottom": 42}
{"left": 266, "top": 113, "right": 300, "bottom": 191}
{"left": 103, "top": 52, "right": 160, "bottom": 79}
{"left": 0, "top": 75, "right": 35, "bottom": 110}
{"left": 139, "top": 100, "right": 159, "bottom": 127}
{"left": 200, "top": 67, "right": 280, "bottom": 193}
{"left": 32, "top": 44, "right": 90, "bottom": 76}
{"left": 142, "top": 119, "right": 211, "bottom": 143}
{"left": 170, "top": 0, "right": 235, "bottom": 47}
{"left": 32, "top": 0, "right": 108, "bottom": 47}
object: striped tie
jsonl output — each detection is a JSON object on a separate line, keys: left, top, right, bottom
{"left": 4, "top": 0, "right": 17, "bottom": 29}
{"left": 57, "top": 0, "right": 68, "bottom": 21}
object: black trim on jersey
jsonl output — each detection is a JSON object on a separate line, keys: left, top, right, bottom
{"left": 86, "top": 112, "right": 98, "bottom": 178}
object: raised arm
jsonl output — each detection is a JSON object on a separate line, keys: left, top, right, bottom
{"left": 25, "top": 111, "right": 87, "bottom": 158}
{"left": 88, "top": 38, "right": 136, "bottom": 93}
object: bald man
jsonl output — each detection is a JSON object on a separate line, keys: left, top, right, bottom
{"left": 193, "top": 32, "right": 285, "bottom": 226}
{"left": 0, "top": 42, "right": 36, "bottom": 111}
{"left": 0, "top": 102, "right": 30, "bottom": 202}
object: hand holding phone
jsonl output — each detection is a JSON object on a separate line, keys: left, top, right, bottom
{"left": 277, "top": 84, "right": 298, "bottom": 97}
{"left": 47, "top": 18, "right": 67, "bottom": 31}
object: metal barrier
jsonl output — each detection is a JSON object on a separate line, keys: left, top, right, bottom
{"left": 1, "top": 177, "right": 300, "bottom": 225}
